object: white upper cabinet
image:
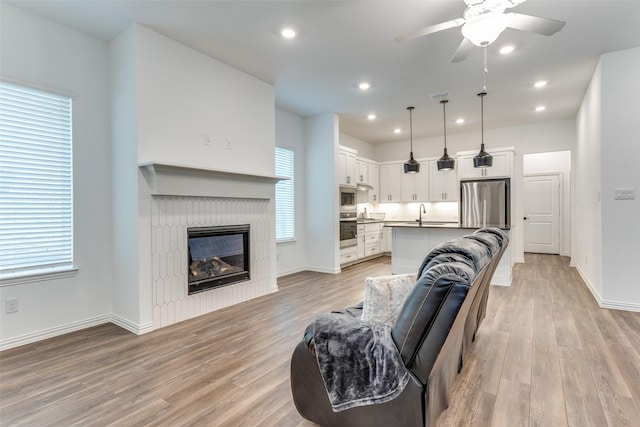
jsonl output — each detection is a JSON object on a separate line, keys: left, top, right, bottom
{"left": 401, "top": 161, "right": 429, "bottom": 202}
{"left": 379, "top": 163, "right": 403, "bottom": 202}
{"left": 457, "top": 148, "right": 514, "bottom": 179}
{"left": 356, "top": 159, "right": 368, "bottom": 184}
{"left": 367, "top": 162, "right": 380, "bottom": 203}
{"left": 337, "top": 146, "right": 357, "bottom": 186}
{"left": 428, "top": 160, "right": 458, "bottom": 202}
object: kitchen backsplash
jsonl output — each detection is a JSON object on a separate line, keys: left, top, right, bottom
{"left": 357, "top": 202, "right": 459, "bottom": 222}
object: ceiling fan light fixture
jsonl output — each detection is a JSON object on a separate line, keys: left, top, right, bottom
{"left": 403, "top": 106, "right": 420, "bottom": 174}
{"left": 461, "top": 12, "right": 508, "bottom": 46}
{"left": 437, "top": 100, "right": 455, "bottom": 171}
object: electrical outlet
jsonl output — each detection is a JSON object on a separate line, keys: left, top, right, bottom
{"left": 225, "top": 139, "right": 232, "bottom": 150}
{"left": 5, "top": 298, "right": 18, "bottom": 314}
{"left": 615, "top": 188, "right": 636, "bottom": 200}
{"left": 204, "top": 134, "right": 212, "bottom": 146}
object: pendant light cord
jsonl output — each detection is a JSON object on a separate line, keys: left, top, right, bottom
{"left": 408, "top": 106, "right": 414, "bottom": 153}
{"left": 441, "top": 100, "right": 448, "bottom": 150}
{"left": 481, "top": 93, "right": 484, "bottom": 144}
{"left": 479, "top": 92, "right": 485, "bottom": 146}
{"left": 481, "top": 45, "right": 488, "bottom": 146}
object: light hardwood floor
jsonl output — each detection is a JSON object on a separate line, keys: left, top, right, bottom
{"left": 1, "top": 254, "right": 639, "bottom": 426}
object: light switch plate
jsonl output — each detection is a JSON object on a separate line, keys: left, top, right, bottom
{"left": 614, "top": 188, "right": 636, "bottom": 200}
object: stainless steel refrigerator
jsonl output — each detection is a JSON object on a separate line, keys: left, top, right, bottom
{"left": 460, "top": 178, "right": 510, "bottom": 228}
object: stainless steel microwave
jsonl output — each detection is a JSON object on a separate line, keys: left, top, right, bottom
{"left": 339, "top": 187, "right": 356, "bottom": 212}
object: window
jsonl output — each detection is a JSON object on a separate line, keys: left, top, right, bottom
{"left": 275, "top": 147, "right": 294, "bottom": 242}
{"left": 0, "top": 81, "right": 73, "bottom": 277}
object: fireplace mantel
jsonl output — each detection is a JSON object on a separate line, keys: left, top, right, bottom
{"left": 139, "top": 161, "right": 287, "bottom": 199}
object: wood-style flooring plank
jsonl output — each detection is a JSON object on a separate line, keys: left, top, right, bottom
{"left": 2, "top": 254, "right": 640, "bottom": 427}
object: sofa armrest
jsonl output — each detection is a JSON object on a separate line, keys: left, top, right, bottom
{"left": 303, "top": 302, "right": 365, "bottom": 354}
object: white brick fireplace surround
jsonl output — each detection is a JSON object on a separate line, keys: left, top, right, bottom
{"left": 140, "top": 162, "right": 281, "bottom": 330}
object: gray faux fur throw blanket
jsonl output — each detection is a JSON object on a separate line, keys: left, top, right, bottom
{"left": 312, "top": 312, "right": 410, "bottom": 412}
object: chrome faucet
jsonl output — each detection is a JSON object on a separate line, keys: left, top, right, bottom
{"left": 417, "top": 203, "right": 426, "bottom": 226}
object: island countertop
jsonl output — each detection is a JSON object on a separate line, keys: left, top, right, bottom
{"left": 384, "top": 221, "right": 511, "bottom": 231}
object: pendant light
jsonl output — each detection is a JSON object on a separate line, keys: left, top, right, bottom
{"left": 474, "top": 45, "right": 493, "bottom": 168}
{"left": 403, "top": 106, "right": 420, "bottom": 173}
{"left": 473, "top": 91, "right": 493, "bottom": 168}
{"left": 437, "top": 100, "right": 455, "bottom": 171}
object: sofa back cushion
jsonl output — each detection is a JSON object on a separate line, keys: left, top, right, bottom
{"left": 391, "top": 263, "right": 473, "bottom": 383}
{"left": 416, "top": 237, "right": 492, "bottom": 278}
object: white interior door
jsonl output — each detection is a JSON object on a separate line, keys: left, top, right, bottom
{"left": 524, "top": 174, "right": 560, "bottom": 254}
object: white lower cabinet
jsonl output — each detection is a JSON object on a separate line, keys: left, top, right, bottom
{"left": 357, "top": 224, "right": 365, "bottom": 258}
{"left": 381, "top": 226, "right": 392, "bottom": 252}
{"left": 363, "top": 223, "right": 381, "bottom": 257}
{"left": 340, "top": 246, "right": 358, "bottom": 264}
{"left": 343, "top": 222, "right": 387, "bottom": 265}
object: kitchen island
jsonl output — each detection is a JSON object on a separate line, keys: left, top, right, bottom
{"left": 385, "top": 222, "right": 513, "bottom": 286}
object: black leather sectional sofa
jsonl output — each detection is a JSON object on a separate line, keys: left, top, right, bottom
{"left": 290, "top": 228, "right": 509, "bottom": 427}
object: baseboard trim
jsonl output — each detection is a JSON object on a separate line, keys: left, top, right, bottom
{"left": 600, "top": 300, "right": 640, "bottom": 312}
{"left": 277, "top": 267, "right": 306, "bottom": 278}
{"left": 110, "top": 314, "right": 154, "bottom": 335}
{"left": 575, "top": 263, "right": 603, "bottom": 306}
{"left": 305, "top": 265, "right": 341, "bottom": 274}
{"left": 0, "top": 313, "right": 157, "bottom": 351}
{"left": 0, "top": 314, "right": 111, "bottom": 351}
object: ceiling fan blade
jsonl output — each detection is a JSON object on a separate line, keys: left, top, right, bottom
{"left": 505, "top": 13, "right": 566, "bottom": 36}
{"left": 450, "top": 38, "right": 474, "bottom": 63}
{"left": 395, "top": 18, "right": 465, "bottom": 42}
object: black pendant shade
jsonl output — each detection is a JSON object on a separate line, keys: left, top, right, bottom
{"left": 403, "top": 106, "right": 420, "bottom": 173}
{"left": 473, "top": 91, "right": 493, "bottom": 168}
{"left": 437, "top": 100, "right": 455, "bottom": 171}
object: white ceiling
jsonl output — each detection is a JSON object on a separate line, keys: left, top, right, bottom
{"left": 6, "top": 0, "right": 640, "bottom": 144}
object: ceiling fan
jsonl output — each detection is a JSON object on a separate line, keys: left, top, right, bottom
{"left": 395, "top": 0, "right": 566, "bottom": 62}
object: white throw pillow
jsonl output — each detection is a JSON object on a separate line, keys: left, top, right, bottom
{"left": 361, "top": 273, "right": 417, "bottom": 325}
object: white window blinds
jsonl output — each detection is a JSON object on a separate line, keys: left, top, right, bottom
{"left": 275, "top": 147, "right": 294, "bottom": 242}
{"left": 0, "top": 81, "right": 73, "bottom": 275}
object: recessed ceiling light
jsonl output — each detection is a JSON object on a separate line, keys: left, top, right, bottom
{"left": 499, "top": 45, "right": 515, "bottom": 55}
{"left": 456, "top": 118, "right": 465, "bottom": 124}
{"left": 367, "top": 114, "right": 376, "bottom": 120}
{"left": 534, "top": 80, "right": 548, "bottom": 88}
{"left": 359, "top": 82, "right": 371, "bottom": 90}
{"left": 535, "top": 105, "right": 546, "bottom": 112}
{"left": 281, "top": 28, "right": 296, "bottom": 39}
{"left": 394, "top": 128, "right": 402, "bottom": 134}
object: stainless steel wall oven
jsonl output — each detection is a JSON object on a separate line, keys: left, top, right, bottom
{"left": 339, "top": 211, "right": 358, "bottom": 248}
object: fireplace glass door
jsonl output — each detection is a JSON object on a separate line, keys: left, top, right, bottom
{"left": 187, "top": 224, "right": 250, "bottom": 294}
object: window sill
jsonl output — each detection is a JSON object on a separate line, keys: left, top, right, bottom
{"left": 276, "top": 238, "right": 297, "bottom": 245}
{"left": 0, "top": 267, "right": 79, "bottom": 287}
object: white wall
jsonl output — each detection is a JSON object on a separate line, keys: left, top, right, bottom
{"left": 110, "top": 24, "right": 280, "bottom": 332}
{"left": 574, "top": 60, "right": 605, "bottom": 301}
{"left": 599, "top": 47, "right": 640, "bottom": 308}
{"left": 0, "top": 5, "right": 113, "bottom": 348}
{"left": 574, "top": 46, "right": 640, "bottom": 311}
{"left": 305, "top": 113, "right": 340, "bottom": 274}
{"left": 523, "top": 151, "right": 572, "bottom": 256}
{"left": 340, "top": 132, "right": 375, "bottom": 159}
{"left": 136, "top": 25, "right": 275, "bottom": 176}
{"left": 276, "top": 108, "right": 307, "bottom": 276}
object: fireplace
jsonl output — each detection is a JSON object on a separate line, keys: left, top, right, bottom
{"left": 187, "top": 224, "right": 250, "bottom": 295}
